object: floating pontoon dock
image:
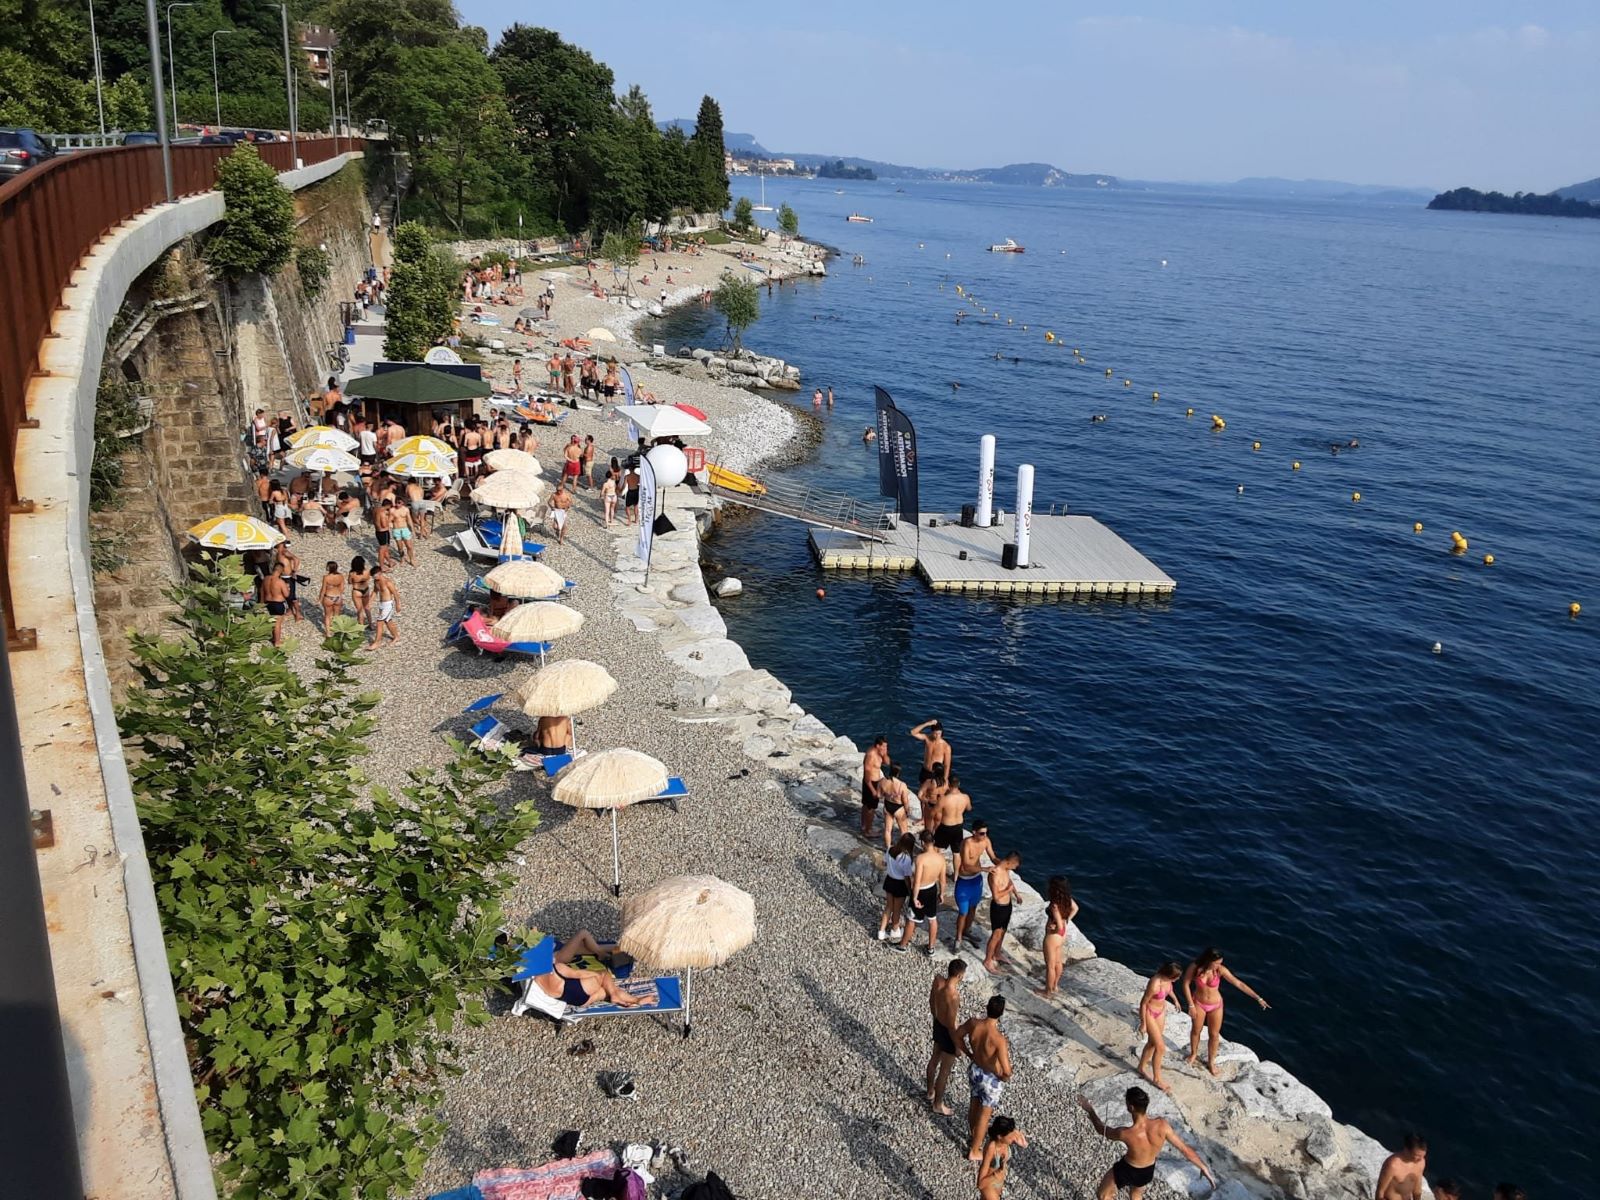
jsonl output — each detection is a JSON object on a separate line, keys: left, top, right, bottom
{"left": 810, "top": 512, "right": 1176, "bottom": 596}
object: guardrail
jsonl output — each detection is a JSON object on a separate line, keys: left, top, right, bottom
{"left": 0, "top": 135, "right": 362, "bottom": 647}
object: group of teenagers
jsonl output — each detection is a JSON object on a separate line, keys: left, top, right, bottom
{"left": 861, "top": 720, "right": 1501, "bottom": 1200}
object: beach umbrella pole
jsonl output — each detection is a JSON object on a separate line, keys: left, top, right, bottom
{"left": 683, "top": 967, "right": 693, "bottom": 1039}
{"left": 611, "top": 807, "right": 622, "bottom": 898}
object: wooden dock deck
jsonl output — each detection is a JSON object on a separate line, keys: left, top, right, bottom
{"left": 810, "top": 512, "right": 1176, "bottom": 596}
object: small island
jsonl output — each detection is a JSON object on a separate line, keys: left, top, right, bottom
{"left": 1427, "top": 187, "right": 1600, "bottom": 219}
{"left": 818, "top": 159, "right": 877, "bottom": 181}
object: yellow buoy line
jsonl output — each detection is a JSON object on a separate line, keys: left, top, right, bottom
{"left": 915, "top": 265, "right": 1583, "bottom": 617}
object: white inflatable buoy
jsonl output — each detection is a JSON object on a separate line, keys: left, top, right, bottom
{"left": 1161, "top": 259, "right": 1168, "bottom": 267}
{"left": 1432, "top": 642, "right": 1443, "bottom": 655}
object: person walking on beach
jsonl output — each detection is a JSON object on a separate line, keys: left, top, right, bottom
{"left": 927, "top": 959, "right": 966, "bottom": 1115}
{"left": 548, "top": 482, "right": 573, "bottom": 546}
{"left": 1375, "top": 1134, "right": 1428, "bottom": 1200}
{"left": 624, "top": 462, "right": 641, "bottom": 525}
{"left": 601, "top": 469, "right": 619, "bottom": 526}
{"left": 1036, "top": 876, "right": 1080, "bottom": 999}
{"left": 1136, "top": 962, "right": 1184, "bottom": 1094}
{"left": 878, "top": 832, "right": 915, "bottom": 942}
{"left": 959, "top": 995, "right": 1012, "bottom": 1161}
{"left": 861, "top": 734, "right": 889, "bottom": 837}
{"left": 977, "top": 1116, "right": 1028, "bottom": 1200}
{"left": 1182, "top": 948, "right": 1269, "bottom": 1077}
{"left": 369, "top": 566, "right": 400, "bottom": 648}
{"left": 347, "top": 556, "right": 372, "bottom": 626}
{"left": 1077, "top": 1088, "right": 1214, "bottom": 1199}
{"left": 562, "top": 436, "right": 583, "bottom": 490}
{"left": 893, "top": 830, "right": 945, "bottom": 954}
{"left": 390, "top": 502, "right": 416, "bottom": 567}
{"left": 982, "top": 851, "right": 1021, "bottom": 972}
{"left": 319, "top": 560, "right": 345, "bottom": 629}
{"left": 911, "top": 718, "right": 952, "bottom": 783}
{"left": 581, "top": 434, "right": 597, "bottom": 488}
{"left": 953, "top": 818, "right": 994, "bottom": 947}
{"left": 374, "top": 498, "right": 394, "bottom": 569}
{"left": 878, "top": 763, "right": 914, "bottom": 850}
{"left": 260, "top": 563, "right": 292, "bottom": 646}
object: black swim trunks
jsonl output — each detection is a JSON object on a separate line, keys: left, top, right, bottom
{"left": 265, "top": 600, "right": 288, "bottom": 616}
{"left": 989, "top": 899, "right": 1013, "bottom": 930}
{"left": 932, "top": 1020, "right": 957, "bottom": 1055}
{"left": 861, "top": 779, "right": 879, "bottom": 810}
{"left": 1112, "top": 1159, "right": 1155, "bottom": 1190}
{"left": 912, "top": 884, "right": 938, "bottom": 922}
{"left": 934, "top": 822, "right": 965, "bottom": 851}
{"left": 376, "top": 530, "right": 391, "bottom": 546}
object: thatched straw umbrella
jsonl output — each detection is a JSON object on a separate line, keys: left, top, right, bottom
{"left": 492, "top": 601, "right": 582, "bottom": 645}
{"left": 618, "top": 875, "right": 755, "bottom": 1036}
{"left": 484, "top": 559, "right": 566, "bottom": 600}
{"left": 552, "top": 748, "right": 668, "bottom": 896}
{"left": 517, "top": 659, "right": 616, "bottom": 716}
{"left": 484, "top": 447, "right": 542, "bottom": 474}
{"left": 473, "top": 469, "right": 546, "bottom": 510}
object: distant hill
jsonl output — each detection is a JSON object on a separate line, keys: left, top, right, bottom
{"left": 1427, "top": 187, "right": 1600, "bottom": 219}
{"left": 778, "top": 152, "right": 1117, "bottom": 187}
{"left": 1126, "top": 176, "right": 1434, "bottom": 203}
{"left": 1555, "top": 176, "right": 1600, "bottom": 203}
{"left": 658, "top": 119, "right": 769, "bottom": 158}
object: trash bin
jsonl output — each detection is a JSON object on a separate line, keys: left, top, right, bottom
{"left": 960, "top": 503, "right": 976, "bottom": 528}
{"left": 1001, "top": 543, "right": 1018, "bottom": 570}
{"left": 344, "top": 326, "right": 355, "bottom": 345}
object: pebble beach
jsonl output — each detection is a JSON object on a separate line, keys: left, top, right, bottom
{"left": 274, "top": 229, "right": 1407, "bottom": 1200}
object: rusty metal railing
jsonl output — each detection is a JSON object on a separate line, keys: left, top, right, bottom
{"left": 0, "top": 136, "right": 362, "bottom": 648}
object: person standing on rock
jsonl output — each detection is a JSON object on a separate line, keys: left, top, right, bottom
{"left": 878, "top": 831, "right": 915, "bottom": 941}
{"left": 982, "top": 851, "right": 1021, "bottom": 973}
{"left": 958, "top": 995, "right": 1012, "bottom": 1161}
{"left": 1136, "top": 962, "right": 1184, "bottom": 1094}
{"left": 926, "top": 958, "right": 966, "bottom": 1115}
{"left": 860, "top": 734, "right": 889, "bottom": 838}
{"left": 893, "top": 830, "right": 945, "bottom": 954}
{"left": 1077, "top": 1088, "right": 1214, "bottom": 1199}
{"left": 916, "top": 761, "right": 945, "bottom": 831}
{"left": 1036, "top": 876, "right": 1080, "bottom": 1000}
{"left": 976, "top": 1115, "right": 1027, "bottom": 1200}
{"left": 953, "top": 818, "right": 994, "bottom": 947}
{"left": 878, "top": 763, "right": 914, "bottom": 850}
{"left": 935, "top": 774, "right": 973, "bottom": 884}
{"left": 1182, "top": 948, "right": 1269, "bottom": 1078}
{"left": 1375, "top": 1133, "right": 1429, "bottom": 1200}
{"left": 911, "top": 718, "right": 953, "bottom": 784}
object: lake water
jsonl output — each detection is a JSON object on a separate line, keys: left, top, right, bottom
{"left": 653, "top": 177, "right": 1600, "bottom": 1196}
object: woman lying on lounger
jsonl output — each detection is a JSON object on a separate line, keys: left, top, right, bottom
{"left": 533, "top": 931, "right": 650, "bottom": 1009}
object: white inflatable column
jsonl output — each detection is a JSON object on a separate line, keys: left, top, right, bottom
{"left": 1015, "top": 464, "right": 1034, "bottom": 568}
{"left": 976, "top": 434, "right": 995, "bottom": 527}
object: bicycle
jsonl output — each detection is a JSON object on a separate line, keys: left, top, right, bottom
{"left": 327, "top": 341, "right": 350, "bottom": 373}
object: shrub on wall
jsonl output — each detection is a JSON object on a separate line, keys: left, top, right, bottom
{"left": 296, "top": 243, "right": 332, "bottom": 299}
{"left": 206, "top": 144, "right": 296, "bottom": 278}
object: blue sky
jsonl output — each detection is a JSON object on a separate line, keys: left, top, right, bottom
{"left": 457, "top": 1, "right": 1599, "bottom": 191}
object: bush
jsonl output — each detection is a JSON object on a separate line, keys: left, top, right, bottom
{"left": 731, "top": 196, "right": 754, "bottom": 231}
{"left": 206, "top": 145, "right": 295, "bottom": 277}
{"left": 778, "top": 202, "right": 799, "bottom": 237}
{"left": 713, "top": 274, "right": 760, "bottom": 353}
{"left": 296, "top": 243, "right": 332, "bottom": 299}
{"left": 91, "top": 373, "right": 143, "bottom": 511}
{"left": 120, "top": 558, "right": 536, "bottom": 1199}
{"left": 384, "top": 223, "right": 460, "bottom": 360}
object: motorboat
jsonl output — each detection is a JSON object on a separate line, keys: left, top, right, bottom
{"left": 847, "top": 213, "right": 873, "bottom": 223}
{"left": 988, "top": 238, "right": 1025, "bottom": 253}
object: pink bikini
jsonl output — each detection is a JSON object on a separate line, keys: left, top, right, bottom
{"left": 1195, "top": 969, "right": 1222, "bottom": 1014}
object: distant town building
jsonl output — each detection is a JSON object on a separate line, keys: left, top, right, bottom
{"left": 298, "top": 24, "right": 338, "bottom": 89}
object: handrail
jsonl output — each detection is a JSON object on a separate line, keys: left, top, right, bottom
{"left": 0, "top": 136, "right": 363, "bottom": 648}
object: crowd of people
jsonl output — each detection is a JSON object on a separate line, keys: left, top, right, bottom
{"left": 860, "top": 721, "right": 1506, "bottom": 1199}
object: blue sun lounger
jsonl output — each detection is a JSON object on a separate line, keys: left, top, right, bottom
{"left": 539, "top": 752, "right": 688, "bottom": 812}
{"left": 504, "top": 936, "right": 686, "bottom": 1029}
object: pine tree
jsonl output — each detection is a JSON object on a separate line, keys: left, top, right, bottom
{"left": 690, "top": 94, "right": 731, "bottom": 213}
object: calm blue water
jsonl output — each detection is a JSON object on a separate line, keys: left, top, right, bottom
{"left": 656, "top": 178, "right": 1600, "bottom": 1196}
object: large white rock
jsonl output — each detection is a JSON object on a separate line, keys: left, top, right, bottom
{"left": 1080, "top": 1069, "right": 1186, "bottom": 1126}
{"left": 1232, "top": 1061, "right": 1332, "bottom": 1120}
{"left": 713, "top": 577, "right": 742, "bottom": 597}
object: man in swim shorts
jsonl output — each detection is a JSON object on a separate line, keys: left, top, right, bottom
{"left": 548, "top": 481, "right": 573, "bottom": 545}
{"left": 935, "top": 772, "right": 973, "bottom": 883}
{"left": 892, "top": 830, "right": 944, "bottom": 954}
{"left": 926, "top": 959, "right": 965, "bottom": 1115}
{"left": 260, "top": 562, "right": 292, "bottom": 646}
{"left": 390, "top": 503, "right": 415, "bottom": 566}
{"left": 911, "top": 717, "right": 952, "bottom": 783}
{"left": 860, "top": 734, "right": 889, "bottom": 838}
{"left": 953, "top": 818, "right": 994, "bottom": 947}
{"left": 1078, "top": 1087, "right": 1214, "bottom": 1199}
{"left": 374, "top": 498, "right": 394, "bottom": 569}
{"left": 959, "top": 995, "right": 1012, "bottom": 1161}
{"left": 369, "top": 565, "right": 401, "bottom": 649}
{"left": 983, "top": 851, "right": 1022, "bottom": 972}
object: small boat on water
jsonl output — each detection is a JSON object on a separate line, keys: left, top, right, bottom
{"left": 988, "top": 238, "right": 1025, "bottom": 254}
{"left": 833, "top": 188, "right": 844, "bottom": 194}
{"left": 751, "top": 175, "right": 774, "bottom": 213}
{"left": 847, "top": 213, "right": 873, "bottom": 223}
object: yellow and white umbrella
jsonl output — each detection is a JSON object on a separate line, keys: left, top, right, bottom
{"left": 287, "top": 425, "right": 358, "bottom": 453}
{"left": 484, "top": 448, "right": 541, "bottom": 474}
{"left": 186, "top": 513, "right": 284, "bottom": 551}
{"left": 517, "top": 658, "right": 616, "bottom": 715}
{"left": 285, "top": 445, "right": 360, "bottom": 474}
{"left": 388, "top": 434, "right": 455, "bottom": 458}
{"left": 384, "top": 450, "right": 455, "bottom": 480}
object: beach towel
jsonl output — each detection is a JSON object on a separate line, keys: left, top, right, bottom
{"left": 473, "top": 1150, "right": 619, "bottom": 1200}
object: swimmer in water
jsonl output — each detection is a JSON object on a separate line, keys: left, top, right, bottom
{"left": 863, "top": 426, "right": 877, "bottom": 443}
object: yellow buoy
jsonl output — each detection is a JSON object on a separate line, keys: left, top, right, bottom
{"left": 1186, "top": 408, "right": 1195, "bottom": 417}
{"left": 1292, "top": 460, "right": 1301, "bottom": 470}
{"left": 1352, "top": 491, "right": 1361, "bottom": 502}
{"left": 1152, "top": 391, "right": 1160, "bottom": 400}
{"left": 1045, "top": 331, "right": 1055, "bottom": 342}
{"left": 1483, "top": 554, "right": 1495, "bottom": 565}
{"left": 1571, "top": 602, "right": 1582, "bottom": 617}
{"left": 1413, "top": 522, "right": 1423, "bottom": 533}
{"left": 1252, "top": 441, "right": 1261, "bottom": 451}
{"left": 1211, "top": 415, "right": 1226, "bottom": 430}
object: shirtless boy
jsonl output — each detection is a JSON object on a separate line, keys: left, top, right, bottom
{"left": 910, "top": 717, "right": 952, "bottom": 783}
{"left": 861, "top": 734, "right": 889, "bottom": 838}
{"left": 959, "top": 995, "right": 1012, "bottom": 1161}
{"left": 953, "top": 818, "right": 994, "bottom": 946}
{"left": 893, "top": 830, "right": 945, "bottom": 954}
{"left": 927, "top": 959, "right": 965, "bottom": 1115}
{"left": 1078, "top": 1089, "right": 1214, "bottom": 1199}
{"left": 1375, "top": 1134, "right": 1428, "bottom": 1200}
{"left": 983, "top": 851, "right": 1022, "bottom": 972}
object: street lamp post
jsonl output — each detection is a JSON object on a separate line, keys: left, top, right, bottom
{"left": 272, "top": 3, "right": 297, "bottom": 164}
{"left": 87, "top": 0, "right": 106, "bottom": 138}
{"left": 327, "top": 43, "right": 336, "bottom": 153}
{"left": 343, "top": 69, "right": 352, "bottom": 142}
{"left": 211, "top": 29, "right": 234, "bottom": 129}
{"left": 145, "top": 0, "right": 173, "bottom": 200}
{"left": 165, "top": 2, "right": 194, "bottom": 134}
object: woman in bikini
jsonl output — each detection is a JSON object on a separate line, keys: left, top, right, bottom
{"left": 1183, "top": 947, "right": 1270, "bottom": 1077}
{"left": 532, "top": 931, "right": 649, "bottom": 1010}
{"left": 1137, "top": 961, "right": 1184, "bottom": 1093}
{"left": 1035, "top": 875, "right": 1079, "bottom": 999}
{"left": 346, "top": 555, "right": 373, "bottom": 627}
{"left": 318, "top": 561, "right": 345, "bottom": 629}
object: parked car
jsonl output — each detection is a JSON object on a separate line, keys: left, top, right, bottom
{"left": 121, "top": 131, "right": 159, "bottom": 146}
{"left": 0, "top": 128, "right": 57, "bottom": 178}
{"left": 245, "top": 129, "right": 279, "bottom": 143}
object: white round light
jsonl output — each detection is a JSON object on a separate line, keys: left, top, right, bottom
{"left": 645, "top": 444, "right": 688, "bottom": 488}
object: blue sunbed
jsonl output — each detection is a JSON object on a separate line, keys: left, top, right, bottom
{"left": 472, "top": 517, "right": 546, "bottom": 557}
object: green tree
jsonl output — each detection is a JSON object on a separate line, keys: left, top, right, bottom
{"left": 713, "top": 273, "right": 760, "bottom": 353}
{"left": 0, "top": 0, "right": 94, "bottom": 130}
{"left": 121, "top": 557, "right": 535, "bottom": 1200}
{"left": 205, "top": 144, "right": 295, "bottom": 277}
{"left": 689, "top": 94, "right": 731, "bottom": 212}
{"left": 385, "top": 221, "right": 458, "bottom": 359}
{"left": 778, "top": 202, "right": 799, "bottom": 238}
{"left": 105, "top": 72, "right": 151, "bottom": 130}
{"left": 599, "top": 228, "right": 640, "bottom": 296}
{"left": 731, "top": 196, "right": 754, "bottom": 232}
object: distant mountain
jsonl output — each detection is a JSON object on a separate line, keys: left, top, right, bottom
{"left": 1125, "top": 176, "right": 1435, "bottom": 203}
{"left": 1555, "top": 176, "right": 1600, "bottom": 203}
{"left": 776, "top": 151, "right": 1116, "bottom": 187}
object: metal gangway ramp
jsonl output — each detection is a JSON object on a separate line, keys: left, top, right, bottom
{"left": 697, "top": 469, "right": 894, "bottom": 540}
